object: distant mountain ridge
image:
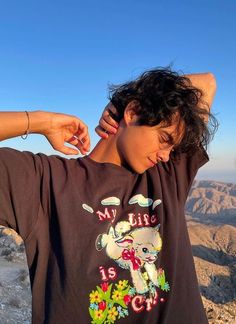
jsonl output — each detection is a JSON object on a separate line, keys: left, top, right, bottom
{"left": 186, "top": 180, "right": 236, "bottom": 226}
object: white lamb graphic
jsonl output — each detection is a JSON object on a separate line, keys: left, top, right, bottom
{"left": 95, "top": 221, "right": 162, "bottom": 294}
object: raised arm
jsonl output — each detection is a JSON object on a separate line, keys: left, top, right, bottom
{"left": 184, "top": 72, "right": 217, "bottom": 123}
{"left": 0, "top": 110, "right": 90, "bottom": 155}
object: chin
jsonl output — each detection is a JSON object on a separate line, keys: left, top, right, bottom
{"left": 134, "top": 166, "right": 147, "bottom": 174}
{"left": 124, "top": 159, "right": 147, "bottom": 174}
{"left": 136, "top": 170, "right": 145, "bottom": 175}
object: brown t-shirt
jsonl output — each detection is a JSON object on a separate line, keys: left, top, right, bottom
{"left": 0, "top": 147, "right": 209, "bottom": 324}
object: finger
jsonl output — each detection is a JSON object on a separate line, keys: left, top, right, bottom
{"left": 79, "top": 134, "right": 90, "bottom": 151}
{"left": 67, "top": 135, "right": 89, "bottom": 154}
{"left": 105, "top": 102, "right": 118, "bottom": 115}
{"left": 58, "top": 145, "right": 80, "bottom": 156}
{"left": 101, "top": 105, "right": 119, "bottom": 128}
{"left": 67, "top": 136, "right": 79, "bottom": 146}
{"left": 74, "top": 134, "right": 90, "bottom": 152}
{"left": 74, "top": 138, "right": 89, "bottom": 155}
{"left": 95, "top": 125, "right": 109, "bottom": 139}
{"left": 102, "top": 108, "right": 119, "bottom": 129}
{"left": 76, "top": 124, "right": 90, "bottom": 149}
{"left": 99, "top": 118, "right": 117, "bottom": 134}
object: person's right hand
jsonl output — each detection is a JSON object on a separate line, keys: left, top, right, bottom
{"left": 43, "top": 112, "right": 90, "bottom": 155}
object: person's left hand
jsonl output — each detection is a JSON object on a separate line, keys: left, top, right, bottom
{"left": 95, "top": 103, "right": 119, "bottom": 138}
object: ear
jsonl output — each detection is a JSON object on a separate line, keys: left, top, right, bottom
{"left": 123, "top": 100, "right": 140, "bottom": 126}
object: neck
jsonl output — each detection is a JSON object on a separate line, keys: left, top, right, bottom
{"left": 88, "top": 134, "right": 122, "bottom": 166}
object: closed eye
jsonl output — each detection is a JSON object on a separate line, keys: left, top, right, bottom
{"left": 159, "top": 135, "right": 174, "bottom": 146}
{"left": 159, "top": 131, "right": 182, "bottom": 148}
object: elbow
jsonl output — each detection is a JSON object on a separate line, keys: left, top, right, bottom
{"left": 206, "top": 72, "right": 217, "bottom": 91}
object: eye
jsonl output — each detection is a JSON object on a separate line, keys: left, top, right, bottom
{"left": 158, "top": 132, "right": 177, "bottom": 149}
{"left": 159, "top": 136, "right": 173, "bottom": 148}
{"left": 159, "top": 135, "right": 167, "bottom": 143}
{"left": 142, "top": 247, "right": 149, "bottom": 253}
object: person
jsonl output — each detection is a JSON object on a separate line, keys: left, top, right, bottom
{"left": 0, "top": 67, "right": 218, "bottom": 324}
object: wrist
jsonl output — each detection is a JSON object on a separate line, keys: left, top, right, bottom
{"left": 28, "top": 110, "right": 54, "bottom": 135}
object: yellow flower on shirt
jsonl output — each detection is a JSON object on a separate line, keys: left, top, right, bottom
{"left": 112, "top": 289, "right": 122, "bottom": 301}
{"left": 94, "top": 309, "right": 104, "bottom": 320}
{"left": 116, "top": 280, "right": 128, "bottom": 290}
{"left": 108, "top": 306, "right": 118, "bottom": 321}
{"left": 89, "top": 290, "right": 102, "bottom": 303}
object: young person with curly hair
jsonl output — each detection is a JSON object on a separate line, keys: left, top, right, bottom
{"left": 0, "top": 67, "right": 218, "bottom": 323}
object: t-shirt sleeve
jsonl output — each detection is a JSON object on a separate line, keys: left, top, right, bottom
{"left": 167, "top": 145, "right": 209, "bottom": 204}
{"left": 0, "top": 147, "right": 44, "bottom": 240}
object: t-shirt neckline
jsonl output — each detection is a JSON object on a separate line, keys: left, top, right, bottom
{"left": 81, "top": 155, "right": 138, "bottom": 177}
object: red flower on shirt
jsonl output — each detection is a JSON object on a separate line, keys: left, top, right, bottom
{"left": 123, "top": 295, "right": 131, "bottom": 305}
{"left": 98, "top": 301, "right": 106, "bottom": 311}
{"left": 101, "top": 282, "right": 109, "bottom": 292}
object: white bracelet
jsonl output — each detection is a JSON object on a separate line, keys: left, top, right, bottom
{"left": 21, "top": 111, "right": 30, "bottom": 140}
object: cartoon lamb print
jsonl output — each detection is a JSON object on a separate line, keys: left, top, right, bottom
{"left": 95, "top": 221, "right": 162, "bottom": 294}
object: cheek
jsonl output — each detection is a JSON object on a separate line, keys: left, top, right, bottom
{"left": 118, "top": 129, "right": 140, "bottom": 152}
{"left": 116, "top": 133, "right": 133, "bottom": 164}
{"left": 117, "top": 129, "right": 157, "bottom": 173}
{"left": 131, "top": 129, "right": 155, "bottom": 151}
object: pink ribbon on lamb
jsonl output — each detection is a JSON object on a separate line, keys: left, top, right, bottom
{"left": 122, "top": 248, "right": 141, "bottom": 270}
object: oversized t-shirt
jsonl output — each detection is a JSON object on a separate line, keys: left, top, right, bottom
{"left": 0, "top": 146, "right": 209, "bottom": 324}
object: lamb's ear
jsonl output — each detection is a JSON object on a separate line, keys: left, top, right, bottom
{"left": 115, "top": 235, "right": 133, "bottom": 247}
{"left": 95, "top": 234, "right": 104, "bottom": 251}
{"left": 95, "top": 234, "right": 109, "bottom": 251}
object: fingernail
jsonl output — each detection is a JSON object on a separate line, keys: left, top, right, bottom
{"left": 112, "top": 129, "right": 117, "bottom": 134}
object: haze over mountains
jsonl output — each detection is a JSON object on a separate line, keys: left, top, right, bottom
{"left": 0, "top": 180, "right": 235, "bottom": 323}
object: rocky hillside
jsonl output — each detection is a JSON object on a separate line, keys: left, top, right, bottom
{"left": 0, "top": 180, "right": 235, "bottom": 323}
{"left": 187, "top": 222, "right": 236, "bottom": 323}
{"left": 0, "top": 227, "right": 31, "bottom": 323}
{"left": 186, "top": 180, "right": 236, "bottom": 226}
{"left": 186, "top": 180, "right": 236, "bottom": 323}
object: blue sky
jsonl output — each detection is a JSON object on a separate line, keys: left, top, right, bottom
{"left": 0, "top": 0, "right": 235, "bottom": 182}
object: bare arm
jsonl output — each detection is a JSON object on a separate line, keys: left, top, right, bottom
{"left": 184, "top": 72, "right": 217, "bottom": 122}
{"left": 0, "top": 110, "right": 90, "bottom": 155}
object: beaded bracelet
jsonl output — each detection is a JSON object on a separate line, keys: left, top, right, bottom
{"left": 21, "top": 111, "right": 30, "bottom": 140}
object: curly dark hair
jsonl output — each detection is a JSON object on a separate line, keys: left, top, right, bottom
{"left": 108, "top": 66, "right": 218, "bottom": 154}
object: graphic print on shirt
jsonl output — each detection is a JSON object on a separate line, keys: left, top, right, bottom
{"left": 82, "top": 194, "right": 170, "bottom": 323}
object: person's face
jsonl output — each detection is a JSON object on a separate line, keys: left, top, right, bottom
{"left": 116, "top": 103, "right": 185, "bottom": 174}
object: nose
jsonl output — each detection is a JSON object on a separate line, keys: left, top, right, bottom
{"left": 157, "top": 150, "right": 171, "bottom": 163}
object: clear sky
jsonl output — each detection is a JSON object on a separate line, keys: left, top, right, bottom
{"left": 0, "top": 0, "right": 235, "bottom": 183}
